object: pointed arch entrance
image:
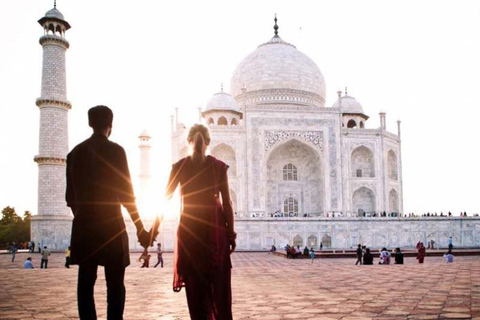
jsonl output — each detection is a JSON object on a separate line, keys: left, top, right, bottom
{"left": 352, "top": 187, "right": 376, "bottom": 214}
{"left": 266, "top": 139, "right": 323, "bottom": 216}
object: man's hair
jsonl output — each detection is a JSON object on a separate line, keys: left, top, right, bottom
{"left": 88, "top": 105, "right": 113, "bottom": 130}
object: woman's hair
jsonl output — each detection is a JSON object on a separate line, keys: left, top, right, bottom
{"left": 187, "top": 124, "right": 211, "bottom": 160}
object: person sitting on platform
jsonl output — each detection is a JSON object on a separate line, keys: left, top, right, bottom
{"left": 295, "top": 246, "right": 302, "bottom": 257}
{"left": 303, "top": 246, "right": 310, "bottom": 257}
{"left": 379, "top": 248, "right": 391, "bottom": 265}
{"left": 394, "top": 247, "right": 404, "bottom": 264}
{"left": 363, "top": 248, "right": 374, "bottom": 265}
{"left": 443, "top": 249, "right": 454, "bottom": 263}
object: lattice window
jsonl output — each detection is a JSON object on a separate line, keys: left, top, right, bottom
{"left": 283, "top": 163, "right": 298, "bottom": 181}
{"left": 283, "top": 197, "right": 299, "bottom": 216}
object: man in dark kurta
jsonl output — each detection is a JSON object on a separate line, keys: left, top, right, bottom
{"left": 66, "top": 105, "right": 151, "bottom": 320}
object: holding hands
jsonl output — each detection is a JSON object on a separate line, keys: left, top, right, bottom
{"left": 137, "top": 214, "right": 163, "bottom": 249}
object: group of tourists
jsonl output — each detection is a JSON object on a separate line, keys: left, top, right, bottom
{"left": 355, "top": 245, "right": 405, "bottom": 265}
{"left": 353, "top": 238, "right": 456, "bottom": 265}
{"left": 21, "top": 245, "right": 51, "bottom": 269}
{"left": 137, "top": 243, "right": 164, "bottom": 268}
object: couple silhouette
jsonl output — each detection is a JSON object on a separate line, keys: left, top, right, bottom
{"left": 66, "top": 105, "right": 235, "bottom": 320}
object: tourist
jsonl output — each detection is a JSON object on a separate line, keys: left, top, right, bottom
{"left": 285, "top": 244, "right": 291, "bottom": 257}
{"left": 379, "top": 248, "right": 391, "bottom": 265}
{"left": 141, "top": 254, "right": 151, "bottom": 268}
{"left": 303, "top": 246, "right": 310, "bottom": 257}
{"left": 154, "top": 243, "right": 164, "bottom": 268}
{"left": 394, "top": 248, "right": 404, "bottom": 264}
{"left": 310, "top": 248, "right": 315, "bottom": 263}
{"left": 269, "top": 245, "right": 276, "bottom": 252}
{"left": 363, "top": 248, "right": 374, "bottom": 265}
{"left": 40, "top": 246, "right": 50, "bottom": 268}
{"left": 166, "top": 124, "right": 235, "bottom": 320}
{"left": 65, "top": 246, "right": 71, "bottom": 268}
{"left": 295, "top": 245, "right": 302, "bottom": 257}
{"left": 417, "top": 242, "right": 426, "bottom": 263}
{"left": 24, "top": 257, "right": 34, "bottom": 269}
{"left": 443, "top": 249, "right": 454, "bottom": 263}
{"left": 31, "top": 241, "right": 35, "bottom": 253}
{"left": 9, "top": 242, "right": 17, "bottom": 262}
{"left": 66, "top": 105, "right": 155, "bottom": 320}
{"left": 291, "top": 246, "right": 298, "bottom": 258}
{"left": 38, "top": 242, "right": 41, "bottom": 253}
{"left": 448, "top": 236, "right": 453, "bottom": 251}
{"left": 320, "top": 242, "right": 323, "bottom": 250}
{"left": 355, "top": 244, "right": 363, "bottom": 265}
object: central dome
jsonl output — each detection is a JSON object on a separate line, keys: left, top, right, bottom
{"left": 230, "top": 32, "right": 326, "bottom": 107}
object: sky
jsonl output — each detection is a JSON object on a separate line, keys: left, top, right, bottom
{"left": 0, "top": 0, "right": 479, "bottom": 217}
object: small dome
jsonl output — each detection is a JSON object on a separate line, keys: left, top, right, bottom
{"left": 38, "top": 7, "right": 71, "bottom": 30}
{"left": 333, "top": 94, "right": 364, "bottom": 114}
{"left": 138, "top": 130, "right": 151, "bottom": 139}
{"left": 45, "top": 8, "right": 65, "bottom": 21}
{"left": 205, "top": 91, "right": 239, "bottom": 112}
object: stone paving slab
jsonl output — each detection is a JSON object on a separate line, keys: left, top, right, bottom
{"left": 0, "top": 252, "right": 479, "bottom": 319}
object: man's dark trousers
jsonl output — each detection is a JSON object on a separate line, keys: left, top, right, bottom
{"left": 78, "top": 261, "right": 126, "bottom": 320}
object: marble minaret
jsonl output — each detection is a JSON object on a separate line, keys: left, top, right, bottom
{"left": 138, "top": 130, "right": 152, "bottom": 215}
{"left": 31, "top": 4, "right": 72, "bottom": 250}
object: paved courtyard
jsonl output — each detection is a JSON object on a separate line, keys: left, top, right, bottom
{"left": 0, "top": 251, "right": 479, "bottom": 319}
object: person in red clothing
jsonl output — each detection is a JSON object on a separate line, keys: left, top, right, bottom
{"left": 166, "top": 124, "right": 236, "bottom": 320}
{"left": 417, "top": 242, "right": 426, "bottom": 263}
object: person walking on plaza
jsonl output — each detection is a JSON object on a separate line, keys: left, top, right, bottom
{"left": 10, "top": 242, "right": 17, "bottom": 262}
{"left": 310, "top": 247, "right": 315, "bottom": 264}
{"left": 65, "top": 246, "right": 71, "bottom": 268}
{"left": 355, "top": 244, "right": 363, "bottom": 265}
{"left": 154, "top": 243, "right": 164, "bottom": 268}
{"left": 40, "top": 246, "right": 50, "bottom": 268}
{"left": 66, "top": 105, "right": 156, "bottom": 320}
{"left": 417, "top": 242, "right": 426, "bottom": 263}
{"left": 24, "top": 257, "right": 34, "bottom": 269}
{"left": 166, "top": 124, "right": 236, "bottom": 320}
{"left": 448, "top": 236, "right": 453, "bottom": 251}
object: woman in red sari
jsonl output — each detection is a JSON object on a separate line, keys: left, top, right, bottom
{"left": 417, "top": 242, "right": 426, "bottom": 263}
{"left": 166, "top": 124, "right": 236, "bottom": 320}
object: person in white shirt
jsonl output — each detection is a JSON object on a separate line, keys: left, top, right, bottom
{"left": 443, "top": 250, "right": 454, "bottom": 263}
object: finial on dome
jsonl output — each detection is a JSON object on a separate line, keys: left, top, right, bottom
{"left": 221, "top": 83, "right": 224, "bottom": 92}
{"left": 337, "top": 89, "right": 342, "bottom": 99}
{"left": 345, "top": 87, "right": 348, "bottom": 96}
{"left": 274, "top": 14, "right": 279, "bottom": 36}
{"left": 54, "top": 0, "right": 57, "bottom": 8}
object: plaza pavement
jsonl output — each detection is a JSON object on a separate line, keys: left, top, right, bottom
{"left": 1, "top": 251, "right": 479, "bottom": 320}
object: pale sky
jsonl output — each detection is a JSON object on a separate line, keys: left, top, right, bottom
{"left": 0, "top": 0, "right": 479, "bottom": 217}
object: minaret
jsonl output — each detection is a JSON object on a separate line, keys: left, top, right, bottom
{"left": 138, "top": 130, "right": 152, "bottom": 216}
{"left": 31, "top": 4, "right": 72, "bottom": 251}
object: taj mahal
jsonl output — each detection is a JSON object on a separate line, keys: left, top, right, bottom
{"left": 30, "top": 5, "right": 480, "bottom": 251}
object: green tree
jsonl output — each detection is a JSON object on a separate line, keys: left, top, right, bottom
{"left": 0, "top": 207, "right": 31, "bottom": 247}
{"left": 0, "top": 206, "right": 21, "bottom": 225}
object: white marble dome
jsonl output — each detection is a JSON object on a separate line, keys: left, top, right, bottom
{"left": 205, "top": 90, "right": 239, "bottom": 112}
{"left": 333, "top": 94, "right": 364, "bottom": 114}
{"left": 230, "top": 35, "right": 326, "bottom": 107}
